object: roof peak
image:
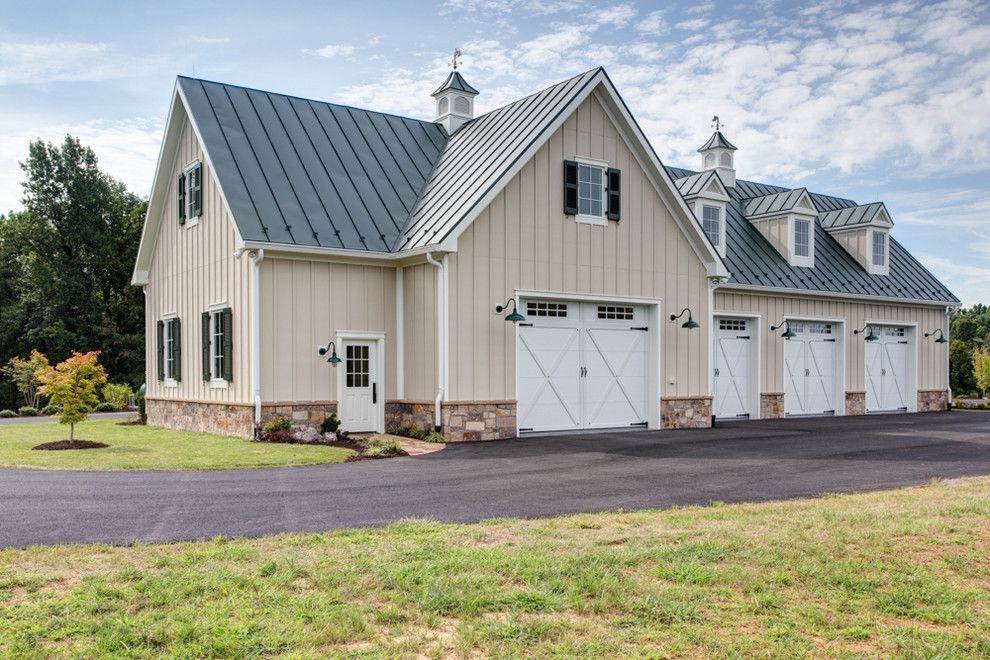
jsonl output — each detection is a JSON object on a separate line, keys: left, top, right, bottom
{"left": 698, "top": 130, "right": 737, "bottom": 152}
{"left": 432, "top": 71, "right": 479, "bottom": 96}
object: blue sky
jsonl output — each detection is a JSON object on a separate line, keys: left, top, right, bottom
{"left": 1, "top": 0, "right": 988, "bottom": 305}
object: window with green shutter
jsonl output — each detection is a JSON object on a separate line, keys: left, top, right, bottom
{"left": 161, "top": 317, "right": 181, "bottom": 382}
{"left": 203, "top": 307, "right": 233, "bottom": 383}
{"left": 177, "top": 174, "right": 186, "bottom": 224}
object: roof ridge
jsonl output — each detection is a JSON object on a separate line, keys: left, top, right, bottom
{"left": 176, "top": 75, "right": 439, "bottom": 127}
{"left": 468, "top": 67, "right": 603, "bottom": 123}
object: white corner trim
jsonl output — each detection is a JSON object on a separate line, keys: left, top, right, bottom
{"left": 395, "top": 266, "right": 404, "bottom": 401}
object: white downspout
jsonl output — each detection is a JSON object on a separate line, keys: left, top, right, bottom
{"left": 426, "top": 252, "right": 446, "bottom": 430}
{"left": 396, "top": 266, "right": 404, "bottom": 401}
{"left": 946, "top": 306, "right": 953, "bottom": 407}
{"left": 249, "top": 249, "right": 264, "bottom": 424}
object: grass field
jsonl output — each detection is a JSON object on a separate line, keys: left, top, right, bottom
{"left": 0, "top": 420, "right": 353, "bottom": 470}
{"left": 1, "top": 477, "right": 988, "bottom": 657}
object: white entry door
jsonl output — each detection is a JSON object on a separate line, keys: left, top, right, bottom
{"left": 713, "top": 317, "right": 753, "bottom": 419}
{"left": 339, "top": 340, "right": 380, "bottom": 432}
{"left": 517, "top": 300, "right": 649, "bottom": 432}
{"left": 784, "top": 321, "right": 838, "bottom": 416}
{"left": 866, "top": 326, "right": 911, "bottom": 412}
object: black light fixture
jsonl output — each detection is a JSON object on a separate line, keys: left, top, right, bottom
{"left": 670, "top": 307, "right": 700, "bottom": 329}
{"left": 495, "top": 297, "right": 525, "bottom": 323}
{"left": 924, "top": 328, "right": 948, "bottom": 344}
{"left": 317, "top": 340, "right": 342, "bottom": 365}
{"left": 770, "top": 319, "right": 797, "bottom": 339}
{"left": 853, "top": 324, "right": 879, "bottom": 342}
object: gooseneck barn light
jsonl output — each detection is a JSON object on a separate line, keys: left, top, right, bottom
{"left": 669, "top": 307, "right": 700, "bottom": 329}
{"left": 770, "top": 320, "right": 797, "bottom": 339}
{"left": 317, "top": 340, "right": 342, "bottom": 365}
{"left": 924, "top": 328, "right": 948, "bottom": 344}
{"left": 495, "top": 298, "right": 525, "bottom": 323}
{"left": 853, "top": 324, "right": 879, "bottom": 342}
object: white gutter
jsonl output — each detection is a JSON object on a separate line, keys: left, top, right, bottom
{"left": 718, "top": 282, "right": 957, "bottom": 308}
{"left": 235, "top": 247, "right": 265, "bottom": 425}
{"left": 396, "top": 266, "right": 404, "bottom": 401}
{"left": 426, "top": 252, "right": 447, "bottom": 430}
{"left": 240, "top": 240, "right": 450, "bottom": 262}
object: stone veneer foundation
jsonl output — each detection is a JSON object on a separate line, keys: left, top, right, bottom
{"left": 917, "top": 389, "right": 949, "bottom": 412}
{"left": 660, "top": 396, "right": 712, "bottom": 429}
{"left": 441, "top": 401, "right": 517, "bottom": 442}
{"left": 760, "top": 392, "right": 784, "bottom": 419}
{"left": 146, "top": 398, "right": 254, "bottom": 438}
{"left": 260, "top": 402, "right": 337, "bottom": 430}
{"left": 385, "top": 401, "right": 437, "bottom": 432}
{"left": 845, "top": 391, "right": 866, "bottom": 416}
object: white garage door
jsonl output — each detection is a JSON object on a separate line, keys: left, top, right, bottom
{"left": 517, "top": 300, "right": 649, "bottom": 432}
{"left": 866, "top": 326, "right": 911, "bottom": 412}
{"left": 713, "top": 317, "right": 753, "bottom": 419}
{"left": 784, "top": 321, "right": 838, "bottom": 416}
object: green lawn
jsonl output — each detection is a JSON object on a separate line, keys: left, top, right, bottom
{"left": 2, "top": 478, "right": 988, "bottom": 657}
{"left": 0, "top": 420, "right": 353, "bottom": 470}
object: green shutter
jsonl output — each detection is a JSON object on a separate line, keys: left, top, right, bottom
{"left": 202, "top": 312, "right": 211, "bottom": 381}
{"left": 156, "top": 320, "right": 164, "bottom": 381}
{"left": 172, "top": 317, "right": 182, "bottom": 382}
{"left": 177, "top": 174, "right": 186, "bottom": 224}
{"left": 222, "top": 307, "right": 233, "bottom": 381}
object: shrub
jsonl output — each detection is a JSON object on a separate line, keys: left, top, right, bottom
{"left": 0, "top": 409, "right": 15, "bottom": 418}
{"left": 102, "top": 383, "right": 134, "bottom": 410}
{"left": 390, "top": 425, "right": 428, "bottom": 440}
{"left": 41, "top": 404, "right": 61, "bottom": 415}
{"left": 320, "top": 413, "right": 341, "bottom": 434}
{"left": 18, "top": 406, "right": 39, "bottom": 416}
{"left": 262, "top": 416, "right": 292, "bottom": 434}
{"left": 424, "top": 431, "right": 446, "bottom": 444}
{"left": 137, "top": 396, "right": 146, "bottom": 423}
{"left": 93, "top": 402, "right": 116, "bottom": 412}
{"left": 361, "top": 436, "right": 404, "bottom": 458}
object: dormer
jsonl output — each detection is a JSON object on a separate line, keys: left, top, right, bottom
{"left": 698, "top": 129, "right": 737, "bottom": 187}
{"left": 819, "top": 203, "right": 893, "bottom": 276}
{"left": 674, "top": 170, "right": 730, "bottom": 257}
{"left": 742, "top": 188, "right": 818, "bottom": 268}
{"left": 431, "top": 70, "right": 479, "bottom": 134}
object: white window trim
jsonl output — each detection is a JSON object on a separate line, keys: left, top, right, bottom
{"left": 867, "top": 228, "right": 889, "bottom": 275}
{"left": 162, "top": 313, "right": 178, "bottom": 387}
{"left": 182, "top": 160, "right": 202, "bottom": 229}
{"left": 696, "top": 200, "right": 727, "bottom": 257}
{"left": 574, "top": 156, "right": 608, "bottom": 226}
{"left": 789, "top": 216, "right": 815, "bottom": 267}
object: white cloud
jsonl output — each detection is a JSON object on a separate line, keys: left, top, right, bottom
{"left": 193, "top": 36, "right": 230, "bottom": 45}
{"left": 303, "top": 44, "right": 356, "bottom": 59}
{"left": 0, "top": 41, "right": 124, "bottom": 85}
{"left": 592, "top": 4, "right": 636, "bottom": 27}
{"left": 635, "top": 10, "right": 666, "bottom": 33}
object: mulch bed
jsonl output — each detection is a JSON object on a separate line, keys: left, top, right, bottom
{"left": 32, "top": 440, "right": 109, "bottom": 451}
{"left": 255, "top": 433, "right": 407, "bottom": 461}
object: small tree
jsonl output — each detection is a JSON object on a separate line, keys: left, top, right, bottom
{"left": 37, "top": 351, "right": 107, "bottom": 443}
{"left": 2, "top": 350, "right": 50, "bottom": 409}
{"left": 973, "top": 348, "right": 990, "bottom": 399}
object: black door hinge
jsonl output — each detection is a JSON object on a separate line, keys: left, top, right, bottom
{"left": 630, "top": 326, "right": 649, "bottom": 331}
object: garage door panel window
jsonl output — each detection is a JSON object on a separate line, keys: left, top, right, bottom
{"left": 527, "top": 301, "right": 568, "bottom": 317}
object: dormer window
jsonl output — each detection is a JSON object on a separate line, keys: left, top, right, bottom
{"left": 872, "top": 231, "right": 886, "bottom": 266}
{"left": 794, "top": 219, "right": 810, "bottom": 257}
{"left": 702, "top": 205, "right": 721, "bottom": 247}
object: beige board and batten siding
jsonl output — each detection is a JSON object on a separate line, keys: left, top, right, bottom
{"left": 833, "top": 229, "right": 871, "bottom": 270}
{"left": 144, "top": 113, "right": 253, "bottom": 404}
{"left": 753, "top": 217, "right": 789, "bottom": 257}
{"left": 446, "top": 93, "right": 711, "bottom": 401}
{"left": 715, "top": 289, "right": 947, "bottom": 393}
{"left": 401, "top": 262, "right": 438, "bottom": 402}
{"left": 257, "top": 257, "right": 397, "bottom": 404}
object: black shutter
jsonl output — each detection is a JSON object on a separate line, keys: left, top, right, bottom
{"left": 192, "top": 164, "right": 202, "bottom": 217}
{"left": 222, "top": 307, "right": 233, "bottom": 382}
{"left": 177, "top": 174, "right": 186, "bottom": 224}
{"left": 563, "top": 160, "right": 579, "bottom": 215}
{"left": 157, "top": 320, "right": 164, "bottom": 381}
{"left": 607, "top": 168, "right": 621, "bottom": 221}
{"left": 172, "top": 318, "right": 182, "bottom": 382}
{"left": 202, "top": 312, "right": 211, "bottom": 381}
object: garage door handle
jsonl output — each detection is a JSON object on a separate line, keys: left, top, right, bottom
{"left": 881, "top": 368, "right": 886, "bottom": 376}
{"left": 714, "top": 367, "right": 720, "bottom": 377}
{"left": 805, "top": 368, "right": 810, "bottom": 376}
{"left": 372, "top": 382, "right": 377, "bottom": 404}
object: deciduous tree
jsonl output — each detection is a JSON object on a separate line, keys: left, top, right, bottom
{"left": 1, "top": 350, "right": 49, "bottom": 408}
{"left": 37, "top": 351, "right": 107, "bottom": 443}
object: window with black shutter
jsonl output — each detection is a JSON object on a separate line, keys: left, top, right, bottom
{"left": 563, "top": 160, "right": 579, "bottom": 215}
{"left": 177, "top": 174, "right": 186, "bottom": 224}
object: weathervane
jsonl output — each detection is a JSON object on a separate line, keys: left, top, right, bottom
{"left": 711, "top": 115, "right": 723, "bottom": 131}
{"left": 449, "top": 48, "right": 462, "bottom": 70}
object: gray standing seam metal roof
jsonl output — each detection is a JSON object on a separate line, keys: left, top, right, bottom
{"left": 819, "top": 202, "right": 888, "bottom": 229}
{"left": 674, "top": 170, "right": 724, "bottom": 197}
{"left": 667, "top": 166, "right": 957, "bottom": 304}
{"left": 178, "top": 76, "right": 448, "bottom": 252}
{"left": 741, "top": 188, "right": 812, "bottom": 218}
{"left": 699, "top": 131, "right": 737, "bottom": 151}
{"left": 432, "top": 71, "right": 479, "bottom": 96}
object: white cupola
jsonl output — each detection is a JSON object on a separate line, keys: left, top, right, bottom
{"left": 431, "top": 70, "right": 478, "bottom": 134}
{"left": 698, "top": 116, "right": 737, "bottom": 187}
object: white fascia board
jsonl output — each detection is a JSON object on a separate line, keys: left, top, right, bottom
{"left": 240, "top": 240, "right": 451, "bottom": 265}
{"left": 591, "top": 85, "right": 729, "bottom": 278}
{"left": 718, "top": 283, "right": 957, "bottom": 308}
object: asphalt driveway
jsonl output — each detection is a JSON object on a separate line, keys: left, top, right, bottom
{"left": 1, "top": 411, "right": 988, "bottom": 548}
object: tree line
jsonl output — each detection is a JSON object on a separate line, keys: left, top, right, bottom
{"left": 951, "top": 304, "right": 990, "bottom": 398}
{"left": 0, "top": 136, "right": 146, "bottom": 409}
